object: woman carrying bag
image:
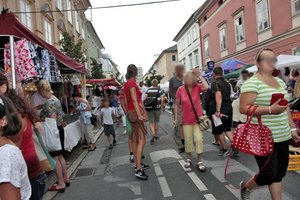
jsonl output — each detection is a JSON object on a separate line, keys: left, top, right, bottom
{"left": 239, "top": 48, "right": 300, "bottom": 200}
{"left": 174, "top": 70, "right": 208, "bottom": 172}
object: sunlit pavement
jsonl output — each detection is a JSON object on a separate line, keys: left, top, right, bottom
{"left": 52, "top": 112, "right": 300, "bottom": 200}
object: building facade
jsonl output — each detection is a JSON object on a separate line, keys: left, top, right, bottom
{"left": 1, "top": 0, "right": 91, "bottom": 54}
{"left": 173, "top": 12, "right": 202, "bottom": 70}
{"left": 145, "top": 45, "right": 178, "bottom": 84}
{"left": 196, "top": 0, "right": 300, "bottom": 67}
{"left": 86, "top": 21, "right": 105, "bottom": 73}
{"left": 137, "top": 67, "right": 143, "bottom": 83}
{"left": 100, "top": 54, "right": 120, "bottom": 79}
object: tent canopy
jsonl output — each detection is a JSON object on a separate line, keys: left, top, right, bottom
{"left": 221, "top": 59, "right": 248, "bottom": 73}
{"left": 86, "top": 78, "right": 120, "bottom": 86}
{"left": 224, "top": 65, "right": 253, "bottom": 79}
{"left": 0, "top": 13, "right": 85, "bottom": 73}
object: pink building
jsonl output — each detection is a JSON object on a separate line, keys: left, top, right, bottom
{"left": 196, "top": 0, "right": 300, "bottom": 67}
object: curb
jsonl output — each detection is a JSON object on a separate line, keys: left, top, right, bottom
{"left": 43, "top": 127, "right": 104, "bottom": 200}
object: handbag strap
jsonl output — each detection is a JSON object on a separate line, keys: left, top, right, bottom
{"left": 246, "top": 105, "right": 263, "bottom": 125}
{"left": 185, "top": 85, "right": 200, "bottom": 124}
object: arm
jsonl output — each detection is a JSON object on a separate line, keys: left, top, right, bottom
{"left": 215, "top": 91, "right": 222, "bottom": 116}
{"left": 199, "top": 76, "right": 208, "bottom": 91}
{"left": 130, "top": 87, "right": 144, "bottom": 120}
{"left": 120, "top": 97, "right": 127, "bottom": 114}
{"left": 0, "top": 183, "right": 21, "bottom": 200}
{"left": 174, "top": 98, "right": 180, "bottom": 123}
{"left": 169, "top": 80, "right": 173, "bottom": 99}
{"left": 287, "top": 107, "right": 300, "bottom": 141}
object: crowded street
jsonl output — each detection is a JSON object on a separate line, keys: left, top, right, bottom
{"left": 41, "top": 112, "right": 300, "bottom": 200}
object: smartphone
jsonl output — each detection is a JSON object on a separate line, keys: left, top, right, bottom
{"left": 270, "top": 93, "right": 287, "bottom": 106}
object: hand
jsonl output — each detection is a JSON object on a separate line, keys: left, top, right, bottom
{"left": 292, "top": 130, "right": 300, "bottom": 142}
{"left": 270, "top": 99, "right": 288, "bottom": 114}
{"left": 138, "top": 115, "right": 147, "bottom": 121}
{"left": 215, "top": 111, "right": 221, "bottom": 118}
{"left": 174, "top": 119, "right": 178, "bottom": 126}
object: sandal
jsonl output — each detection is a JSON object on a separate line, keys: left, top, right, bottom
{"left": 184, "top": 159, "right": 192, "bottom": 168}
{"left": 88, "top": 146, "right": 97, "bottom": 151}
{"left": 197, "top": 162, "right": 206, "bottom": 172}
{"left": 48, "top": 184, "right": 65, "bottom": 193}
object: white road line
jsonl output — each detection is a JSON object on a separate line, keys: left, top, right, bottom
{"left": 178, "top": 159, "right": 192, "bottom": 172}
{"left": 187, "top": 172, "right": 208, "bottom": 191}
{"left": 204, "top": 194, "right": 217, "bottom": 200}
{"left": 158, "top": 177, "right": 172, "bottom": 197}
{"left": 153, "top": 163, "right": 163, "bottom": 176}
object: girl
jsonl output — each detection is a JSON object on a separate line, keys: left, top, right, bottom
{"left": 100, "top": 98, "right": 116, "bottom": 149}
{"left": 0, "top": 94, "right": 31, "bottom": 200}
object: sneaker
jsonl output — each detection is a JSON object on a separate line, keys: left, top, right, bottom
{"left": 154, "top": 136, "right": 160, "bottom": 140}
{"left": 216, "top": 149, "right": 230, "bottom": 156}
{"left": 178, "top": 147, "right": 185, "bottom": 153}
{"left": 135, "top": 169, "right": 148, "bottom": 180}
{"left": 142, "top": 155, "right": 145, "bottom": 159}
{"left": 232, "top": 148, "right": 239, "bottom": 157}
{"left": 240, "top": 181, "right": 250, "bottom": 200}
{"left": 113, "top": 140, "right": 117, "bottom": 146}
{"left": 134, "top": 163, "right": 149, "bottom": 170}
{"left": 109, "top": 144, "right": 113, "bottom": 149}
{"left": 150, "top": 137, "right": 155, "bottom": 144}
{"left": 129, "top": 154, "right": 134, "bottom": 163}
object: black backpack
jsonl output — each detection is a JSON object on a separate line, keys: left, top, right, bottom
{"left": 144, "top": 88, "right": 161, "bottom": 111}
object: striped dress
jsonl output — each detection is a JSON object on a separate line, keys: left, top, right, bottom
{"left": 241, "top": 76, "right": 291, "bottom": 143}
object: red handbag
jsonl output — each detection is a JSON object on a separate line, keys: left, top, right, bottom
{"left": 231, "top": 105, "right": 274, "bottom": 156}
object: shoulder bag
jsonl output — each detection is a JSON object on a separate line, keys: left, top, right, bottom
{"left": 185, "top": 86, "right": 211, "bottom": 131}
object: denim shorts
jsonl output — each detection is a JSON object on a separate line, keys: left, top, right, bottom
{"left": 30, "top": 173, "right": 47, "bottom": 200}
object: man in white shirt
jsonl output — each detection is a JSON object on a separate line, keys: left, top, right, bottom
{"left": 235, "top": 69, "right": 250, "bottom": 91}
{"left": 139, "top": 81, "right": 148, "bottom": 101}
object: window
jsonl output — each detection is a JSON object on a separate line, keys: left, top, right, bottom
{"left": 219, "top": 27, "right": 227, "bottom": 51}
{"left": 193, "top": 26, "right": 197, "bottom": 41}
{"left": 194, "top": 50, "right": 199, "bottom": 67}
{"left": 75, "top": 11, "right": 80, "bottom": 32}
{"left": 234, "top": 13, "right": 245, "bottom": 43}
{"left": 294, "top": 46, "right": 300, "bottom": 56}
{"left": 188, "top": 32, "right": 191, "bottom": 45}
{"left": 44, "top": 20, "right": 52, "bottom": 44}
{"left": 172, "top": 55, "right": 177, "bottom": 62}
{"left": 189, "top": 54, "right": 193, "bottom": 69}
{"left": 204, "top": 37, "right": 209, "bottom": 58}
{"left": 56, "top": 0, "right": 63, "bottom": 10}
{"left": 182, "top": 58, "right": 186, "bottom": 66}
{"left": 66, "top": 0, "right": 73, "bottom": 24}
{"left": 256, "top": 0, "right": 270, "bottom": 32}
{"left": 20, "top": 0, "right": 32, "bottom": 30}
{"left": 294, "top": 0, "right": 300, "bottom": 14}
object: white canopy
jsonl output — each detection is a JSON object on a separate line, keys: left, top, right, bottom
{"left": 246, "top": 54, "right": 300, "bottom": 73}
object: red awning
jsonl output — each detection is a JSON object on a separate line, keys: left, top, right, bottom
{"left": 0, "top": 13, "right": 85, "bottom": 73}
{"left": 86, "top": 78, "right": 120, "bottom": 86}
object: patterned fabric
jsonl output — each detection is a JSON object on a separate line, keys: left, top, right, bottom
{"left": 29, "top": 41, "right": 43, "bottom": 78}
{"left": 40, "top": 49, "right": 50, "bottom": 81}
{"left": 4, "top": 38, "right": 37, "bottom": 81}
{"left": 49, "top": 52, "right": 61, "bottom": 83}
{"left": 40, "top": 95, "right": 65, "bottom": 126}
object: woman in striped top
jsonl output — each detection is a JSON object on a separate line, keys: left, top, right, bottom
{"left": 239, "top": 48, "right": 300, "bottom": 200}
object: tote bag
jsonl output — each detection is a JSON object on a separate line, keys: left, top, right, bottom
{"left": 43, "top": 118, "right": 62, "bottom": 152}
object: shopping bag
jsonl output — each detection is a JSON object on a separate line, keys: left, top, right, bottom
{"left": 33, "top": 127, "right": 56, "bottom": 171}
{"left": 43, "top": 118, "right": 62, "bottom": 152}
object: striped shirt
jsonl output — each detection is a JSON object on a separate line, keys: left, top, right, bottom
{"left": 241, "top": 76, "right": 291, "bottom": 143}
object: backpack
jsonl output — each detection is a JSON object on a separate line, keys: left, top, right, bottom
{"left": 144, "top": 88, "right": 161, "bottom": 111}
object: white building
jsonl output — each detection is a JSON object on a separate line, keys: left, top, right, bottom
{"left": 173, "top": 11, "right": 202, "bottom": 70}
{"left": 137, "top": 67, "right": 143, "bottom": 83}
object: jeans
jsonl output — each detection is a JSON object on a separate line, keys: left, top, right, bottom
{"left": 30, "top": 173, "right": 47, "bottom": 200}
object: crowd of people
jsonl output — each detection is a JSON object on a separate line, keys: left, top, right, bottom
{"left": 1, "top": 48, "right": 300, "bottom": 200}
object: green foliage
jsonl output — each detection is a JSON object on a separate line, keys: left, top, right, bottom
{"left": 144, "top": 70, "right": 164, "bottom": 87}
{"left": 90, "top": 57, "right": 105, "bottom": 79}
{"left": 59, "top": 32, "right": 87, "bottom": 64}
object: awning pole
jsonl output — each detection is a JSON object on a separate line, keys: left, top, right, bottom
{"left": 9, "top": 36, "right": 17, "bottom": 90}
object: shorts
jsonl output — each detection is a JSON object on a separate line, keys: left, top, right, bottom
{"left": 183, "top": 125, "right": 203, "bottom": 154}
{"left": 212, "top": 113, "right": 233, "bottom": 135}
{"left": 148, "top": 110, "right": 161, "bottom": 124}
{"left": 104, "top": 124, "right": 115, "bottom": 136}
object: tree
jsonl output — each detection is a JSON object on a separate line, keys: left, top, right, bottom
{"left": 59, "top": 32, "right": 87, "bottom": 64}
{"left": 144, "top": 70, "right": 164, "bottom": 87}
{"left": 90, "top": 57, "right": 105, "bottom": 79}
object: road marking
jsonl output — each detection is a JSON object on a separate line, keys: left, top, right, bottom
{"left": 178, "top": 159, "right": 192, "bottom": 172}
{"left": 158, "top": 177, "right": 172, "bottom": 197}
{"left": 117, "top": 182, "right": 141, "bottom": 196}
{"left": 204, "top": 194, "right": 217, "bottom": 200}
{"left": 187, "top": 172, "right": 208, "bottom": 191}
{"left": 153, "top": 163, "right": 163, "bottom": 176}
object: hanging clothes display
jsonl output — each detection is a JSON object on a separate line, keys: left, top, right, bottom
{"left": 39, "top": 49, "right": 51, "bottom": 81}
{"left": 4, "top": 38, "right": 38, "bottom": 81}
{"left": 49, "top": 52, "right": 61, "bottom": 83}
{"left": 29, "top": 42, "right": 44, "bottom": 79}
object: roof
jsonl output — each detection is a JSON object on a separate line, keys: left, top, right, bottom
{"left": 0, "top": 13, "right": 85, "bottom": 73}
{"left": 173, "top": 12, "right": 196, "bottom": 42}
{"left": 86, "top": 21, "right": 105, "bottom": 50}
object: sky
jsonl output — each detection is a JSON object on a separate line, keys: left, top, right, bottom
{"left": 89, "top": 0, "right": 205, "bottom": 75}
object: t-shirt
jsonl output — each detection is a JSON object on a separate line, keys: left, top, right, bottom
{"left": 100, "top": 107, "right": 115, "bottom": 125}
{"left": 0, "top": 144, "right": 31, "bottom": 200}
{"left": 209, "top": 77, "right": 232, "bottom": 115}
{"left": 169, "top": 77, "right": 183, "bottom": 100}
{"left": 140, "top": 85, "right": 148, "bottom": 101}
{"left": 176, "top": 84, "right": 203, "bottom": 125}
{"left": 124, "top": 80, "right": 142, "bottom": 111}
{"left": 241, "top": 76, "right": 291, "bottom": 143}
{"left": 40, "top": 95, "right": 65, "bottom": 126}
{"left": 236, "top": 79, "right": 244, "bottom": 89}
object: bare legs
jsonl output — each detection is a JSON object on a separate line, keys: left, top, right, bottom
{"left": 133, "top": 135, "right": 146, "bottom": 170}
{"left": 218, "top": 131, "right": 233, "bottom": 150}
{"left": 53, "top": 155, "right": 69, "bottom": 189}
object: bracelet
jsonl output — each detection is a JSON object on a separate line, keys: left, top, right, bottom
{"left": 291, "top": 128, "right": 297, "bottom": 132}
{"left": 268, "top": 106, "right": 272, "bottom": 114}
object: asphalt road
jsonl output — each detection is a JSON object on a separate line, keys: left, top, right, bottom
{"left": 53, "top": 111, "right": 300, "bottom": 200}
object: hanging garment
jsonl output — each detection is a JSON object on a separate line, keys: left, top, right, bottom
{"left": 49, "top": 52, "right": 61, "bottom": 83}
{"left": 39, "top": 49, "right": 50, "bottom": 81}
{"left": 29, "top": 42, "right": 43, "bottom": 78}
{"left": 4, "top": 38, "right": 38, "bottom": 81}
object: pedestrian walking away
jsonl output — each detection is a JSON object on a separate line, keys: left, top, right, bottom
{"left": 144, "top": 79, "right": 163, "bottom": 144}
{"left": 174, "top": 69, "right": 209, "bottom": 172}
{"left": 239, "top": 48, "right": 300, "bottom": 200}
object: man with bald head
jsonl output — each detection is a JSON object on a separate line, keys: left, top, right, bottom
{"left": 169, "top": 64, "right": 185, "bottom": 153}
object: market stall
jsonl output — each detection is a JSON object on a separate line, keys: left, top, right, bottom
{"left": 0, "top": 12, "right": 85, "bottom": 151}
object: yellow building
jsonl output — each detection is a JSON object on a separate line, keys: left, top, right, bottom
{"left": 1, "top": 0, "right": 91, "bottom": 52}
